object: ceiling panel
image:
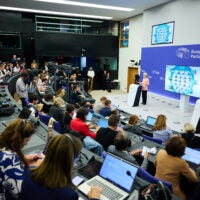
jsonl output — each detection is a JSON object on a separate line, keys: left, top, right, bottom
{"left": 0, "top": 0, "right": 173, "bottom": 20}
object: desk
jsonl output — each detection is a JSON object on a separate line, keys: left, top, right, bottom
{"left": 111, "top": 80, "right": 120, "bottom": 90}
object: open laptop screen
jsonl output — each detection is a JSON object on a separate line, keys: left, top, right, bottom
{"left": 97, "top": 119, "right": 108, "bottom": 128}
{"left": 86, "top": 112, "right": 93, "bottom": 121}
{"left": 99, "top": 153, "right": 138, "bottom": 192}
{"left": 181, "top": 147, "right": 200, "bottom": 165}
{"left": 146, "top": 116, "right": 156, "bottom": 126}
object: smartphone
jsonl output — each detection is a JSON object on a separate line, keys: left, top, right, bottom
{"left": 72, "top": 176, "right": 84, "bottom": 186}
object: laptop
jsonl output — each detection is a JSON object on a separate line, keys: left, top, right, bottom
{"left": 86, "top": 112, "right": 93, "bottom": 121}
{"left": 140, "top": 116, "right": 156, "bottom": 131}
{"left": 78, "top": 153, "right": 138, "bottom": 200}
{"left": 181, "top": 147, "right": 200, "bottom": 165}
{"left": 97, "top": 118, "right": 108, "bottom": 128}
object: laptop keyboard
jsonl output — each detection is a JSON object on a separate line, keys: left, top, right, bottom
{"left": 140, "top": 125, "right": 152, "bottom": 131}
{"left": 87, "top": 179, "right": 123, "bottom": 200}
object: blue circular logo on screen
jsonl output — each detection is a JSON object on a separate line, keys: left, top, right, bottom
{"left": 154, "top": 24, "right": 171, "bottom": 43}
{"left": 168, "top": 66, "right": 195, "bottom": 95}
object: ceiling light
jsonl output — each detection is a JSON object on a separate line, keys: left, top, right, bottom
{"left": 0, "top": 6, "right": 112, "bottom": 20}
{"left": 34, "top": 0, "right": 134, "bottom": 11}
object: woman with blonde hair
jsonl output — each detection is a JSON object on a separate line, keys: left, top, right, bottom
{"left": 123, "top": 114, "right": 142, "bottom": 136}
{"left": 182, "top": 122, "right": 200, "bottom": 148}
{"left": 152, "top": 114, "right": 173, "bottom": 145}
{"left": 21, "top": 134, "right": 101, "bottom": 200}
{"left": 0, "top": 118, "right": 41, "bottom": 199}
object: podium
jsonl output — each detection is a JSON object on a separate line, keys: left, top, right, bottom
{"left": 127, "top": 84, "right": 142, "bottom": 107}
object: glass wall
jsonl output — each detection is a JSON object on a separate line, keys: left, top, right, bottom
{"left": 35, "top": 15, "right": 118, "bottom": 36}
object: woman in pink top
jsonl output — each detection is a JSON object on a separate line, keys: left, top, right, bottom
{"left": 141, "top": 73, "right": 149, "bottom": 105}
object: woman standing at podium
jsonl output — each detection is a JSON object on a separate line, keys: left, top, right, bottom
{"left": 141, "top": 73, "right": 149, "bottom": 105}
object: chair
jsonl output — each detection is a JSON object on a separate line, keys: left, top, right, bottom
{"left": 38, "top": 112, "right": 51, "bottom": 126}
{"left": 25, "top": 98, "right": 30, "bottom": 106}
{"left": 138, "top": 167, "right": 173, "bottom": 193}
{"left": 142, "top": 134, "right": 162, "bottom": 145}
{"left": 53, "top": 120, "right": 62, "bottom": 134}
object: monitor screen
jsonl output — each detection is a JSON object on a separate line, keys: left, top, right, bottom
{"left": 146, "top": 116, "right": 156, "bottom": 126}
{"left": 100, "top": 154, "right": 138, "bottom": 192}
{"left": 181, "top": 147, "right": 200, "bottom": 165}
{"left": 151, "top": 21, "right": 174, "bottom": 45}
{"left": 165, "top": 65, "right": 200, "bottom": 98}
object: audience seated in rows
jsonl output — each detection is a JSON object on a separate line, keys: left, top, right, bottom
{"left": 181, "top": 122, "right": 200, "bottom": 149}
{"left": 152, "top": 114, "right": 173, "bottom": 145}
{"left": 41, "top": 93, "right": 54, "bottom": 114}
{"left": 70, "top": 108, "right": 103, "bottom": 156}
{"left": 108, "top": 132, "right": 149, "bottom": 170}
{"left": 123, "top": 114, "right": 143, "bottom": 136}
{"left": 49, "top": 97, "right": 65, "bottom": 133}
{"left": 0, "top": 119, "right": 42, "bottom": 199}
{"left": 20, "top": 134, "right": 102, "bottom": 200}
{"left": 100, "top": 99, "right": 112, "bottom": 117}
{"left": 95, "top": 115, "right": 120, "bottom": 151}
{"left": 154, "top": 136, "right": 198, "bottom": 200}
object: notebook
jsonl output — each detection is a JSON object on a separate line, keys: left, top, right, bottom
{"left": 97, "top": 118, "right": 108, "bottom": 128}
{"left": 181, "top": 147, "right": 200, "bottom": 165}
{"left": 86, "top": 112, "right": 93, "bottom": 121}
{"left": 140, "top": 116, "right": 156, "bottom": 131}
{"left": 78, "top": 153, "right": 138, "bottom": 200}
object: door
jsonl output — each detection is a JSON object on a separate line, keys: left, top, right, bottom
{"left": 127, "top": 67, "right": 139, "bottom": 92}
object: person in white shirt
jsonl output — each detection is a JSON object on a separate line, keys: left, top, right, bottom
{"left": 87, "top": 67, "right": 95, "bottom": 91}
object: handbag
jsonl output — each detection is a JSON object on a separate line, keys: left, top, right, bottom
{"left": 140, "top": 181, "right": 172, "bottom": 200}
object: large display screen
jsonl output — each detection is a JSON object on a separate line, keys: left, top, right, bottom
{"left": 151, "top": 21, "right": 175, "bottom": 45}
{"left": 165, "top": 65, "right": 200, "bottom": 98}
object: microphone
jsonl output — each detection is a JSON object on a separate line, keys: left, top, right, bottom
{"left": 126, "top": 170, "right": 135, "bottom": 179}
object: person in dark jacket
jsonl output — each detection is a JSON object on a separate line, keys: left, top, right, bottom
{"left": 41, "top": 93, "right": 54, "bottom": 114}
{"left": 96, "top": 115, "right": 119, "bottom": 151}
{"left": 49, "top": 97, "right": 65, "bottom": 133}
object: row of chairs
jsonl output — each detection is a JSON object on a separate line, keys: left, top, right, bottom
{"left": 138, "top": 167, "right": 173, "bottom": 192}
{"left": 38, "top": 112, "right": 62, "bottom": 133}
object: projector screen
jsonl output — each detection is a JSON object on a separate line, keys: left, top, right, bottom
{"left": 165, "top": 65, "right": 200, "bottom": 98}
{"left": 151, "top": 21, "right": 174, "bottom": 45}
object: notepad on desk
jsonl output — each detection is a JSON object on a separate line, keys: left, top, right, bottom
{"left": 142, "top": 146, "right": 157, "bottom": 156}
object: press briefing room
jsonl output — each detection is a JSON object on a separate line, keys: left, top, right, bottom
{"left": 0, "top": 0, "right": 200, "bottom": 200}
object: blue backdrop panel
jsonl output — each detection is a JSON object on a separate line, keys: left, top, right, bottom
{"left": 141, "top": 44, "right": 200, "bottom": 104}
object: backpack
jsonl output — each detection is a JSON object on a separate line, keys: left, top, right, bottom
{"left": 140, "top": 181, "right": 172, "bottom": 200}
{"left": 0, "top": 106, "right": 15, "bottom": 116}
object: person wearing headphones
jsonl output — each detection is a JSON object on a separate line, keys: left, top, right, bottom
{"left": 20, "top": 134, "right": 102, "bottom": 200}
{"left": 108, "top": 132, "right": 149, "bottom": 169}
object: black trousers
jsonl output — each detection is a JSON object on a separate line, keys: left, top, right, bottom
{"left": 20, "top": 98, "right": 27, "bottom": 107}
{"left": 142, "top": 90, "right": 147, "bottom": 105}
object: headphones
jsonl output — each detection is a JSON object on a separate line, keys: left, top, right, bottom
{"left": 65, "top": 134, "right": 77, "bottom": 159}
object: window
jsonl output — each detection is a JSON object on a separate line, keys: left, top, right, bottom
{"left": 120, "top": 21, "right": 129, "bottom": 48}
